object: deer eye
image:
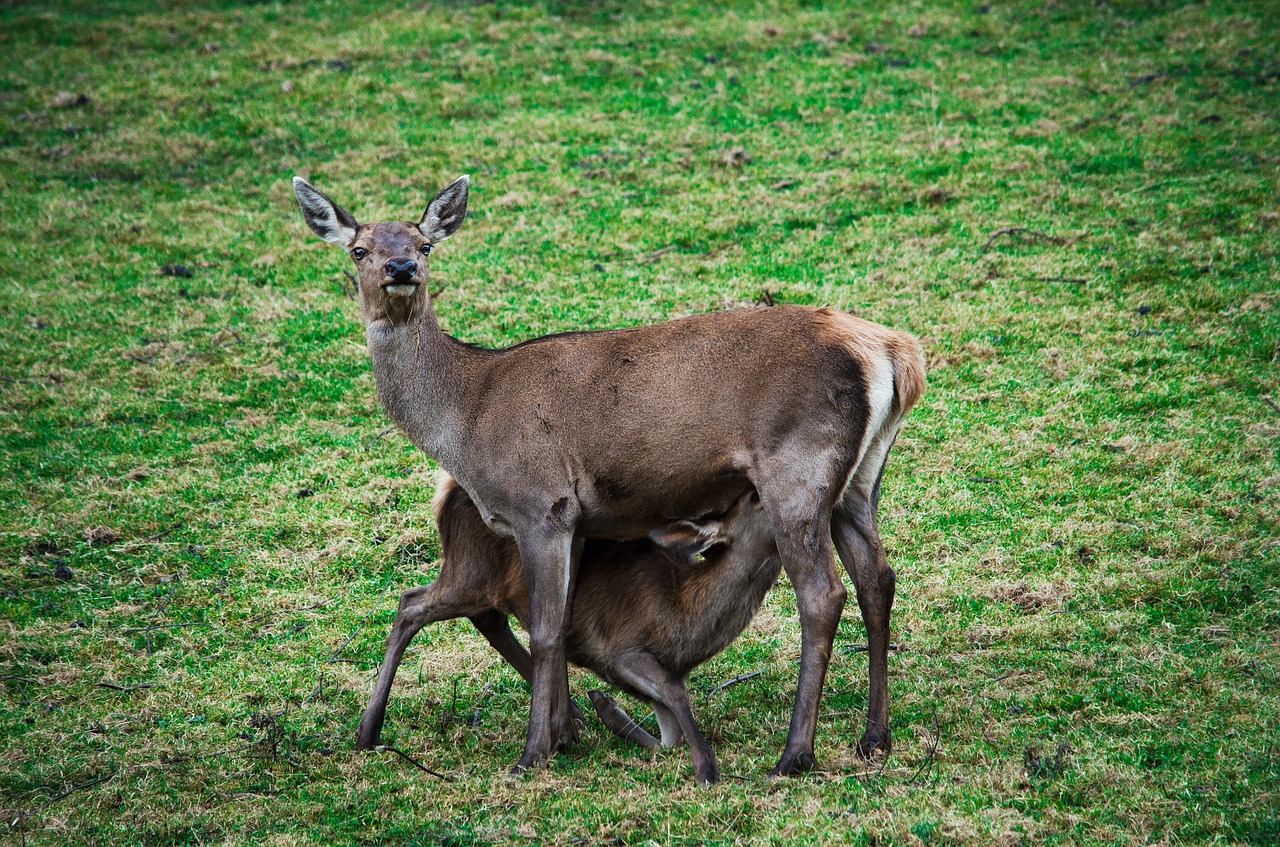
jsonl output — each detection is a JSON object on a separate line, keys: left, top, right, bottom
{"left": 351, "top": 247, "right": 368, "bottom": 261}
{"left": 420, "top": 243, "right": 432, "bottom": 257}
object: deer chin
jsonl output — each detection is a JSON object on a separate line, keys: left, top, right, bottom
{"left": 382, "top": 283, "right": 420, "bottom": 297}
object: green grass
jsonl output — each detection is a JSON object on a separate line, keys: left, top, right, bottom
{"left": 1, "top": 0, "right": 1278, "bottom": 843}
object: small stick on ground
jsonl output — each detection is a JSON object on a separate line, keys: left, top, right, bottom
{"left": 1021, "top": 276, "right": 1087, "bottom": 284}
{"left": 470, "top": 682, "right": 494, "bottom": 726}
{"left": 16, "top": 772, "right": 117, "bottom": 822}
{"left": 97, "top": 681, "right": 155, "bottom": 692}
{"left": 841, "top": 642, "right": 903, "bottom": 655}
{"left": 980, "top": 227, "right": 1066, "bottom": 253}
{"left": 374, "top": 745, "right": 454, "bottom": 781}
{"left": 145, "top": 522, "right": 184, "bottom": 542}
{"left": 328, "top": 574, "right": 396, "bottom": 663}
{"left": 639, "top": 245, "right": 678, "bottom": 263}
{"left": 906, "top": 710, "right": 940, "bottom": 786}
{"left": 704, "top": 669, "right": 764, "bottom": 704}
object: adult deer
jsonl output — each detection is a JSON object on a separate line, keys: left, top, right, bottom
{"left": 358, "top": 476, "right": 781, "bottom": 784}
{"left": 292, "top": 174, "right": 925, "bottom": 776}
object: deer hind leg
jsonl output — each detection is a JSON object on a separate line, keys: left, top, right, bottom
{"left": 608, "top": 652, "right": 719, "bottom": 784}
{"left": 832, "top": 428, "right": 899, "bottom": 758}
{"left": 755, "top": 467, "right": 848, "bottom": 778}
{"left": 356, "top": 583, "right": 474, "bottom": 751}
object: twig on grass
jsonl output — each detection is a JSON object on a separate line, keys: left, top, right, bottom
{"left": 1021, "top": 276, "right": 1087, "bottom": 285}
{"left": 328, "top": 573, "right": 396, "bottom": 663}
{"left": 11, "top": 772, "right": 117, "bottom": 829}
{"left": 906, "top": 710, "right": 940, "bottom": 786}
{"left": 374, "top": 745, "right": 454, "bottom": 781}
{"left": 980, "top": 227, "right": 1065, "bottom": 253}
{"left": 704, "top": 669, "right": 764, "bottom": 704}
{"left": 123, "top": 621, "right": 208, "bottom": 634}
{"left": 470, "top": 682, "right": 495, "bottom": 726}
{"left": 145, "top": 522, "right": 184, "bottom": 542}
{"left": 639, "top": 245, "right": 678, "bottom": 263}
{"left": 363, "top": 426, "right": 398, "bottom": 452}
{"left": 303, "top": 671, "right": 324, "bottom": 705}
{"left": 841, "top": 643, "right": 903, "bottom": 656}
{"left": 97, "top": 681, "right": 155, "bottom": 692}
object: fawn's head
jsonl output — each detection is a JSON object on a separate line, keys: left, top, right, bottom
{"left": 713, "top": 489, "right": 772, "bottom": 557}
{"left": 292, "top": 175, "right": 469, "bottom": 325}
{"left": 648, "top": 489, "right": 771, "bottom": 565}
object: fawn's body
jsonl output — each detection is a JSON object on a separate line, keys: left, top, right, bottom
{"left": 358, "top": 478, "right": 780, "bottom": 783}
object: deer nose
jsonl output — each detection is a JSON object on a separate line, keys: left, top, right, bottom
{"left": 384, "top": 259, "right": 417, "bottom": 282}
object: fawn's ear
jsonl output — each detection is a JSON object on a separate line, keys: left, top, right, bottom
{"left": 418, "top": 175, "right": 469, "bottom": 243}
{"left": 293, "top": 177, "right": 359, "bottom": 248}
{"left": 649, "top": 520, "right": 724, "bottom": 560}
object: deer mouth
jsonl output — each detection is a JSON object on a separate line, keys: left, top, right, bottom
{"left": 381, "top": 282, "right": 420, "bottom": 297}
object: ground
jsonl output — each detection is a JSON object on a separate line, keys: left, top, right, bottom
{"left": 1, "top": 0, "right": 1278, "bottom": 844}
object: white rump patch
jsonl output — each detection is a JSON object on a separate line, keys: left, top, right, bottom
{"left": 842, "top": 354, "right": 898, "bottom": 500}
{"left": 858, "top": 356, "right": 896, "bottom": 464}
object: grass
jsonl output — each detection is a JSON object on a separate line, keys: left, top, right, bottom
{"left": 1, "top": 0, "right": 1278, "bottom": 843}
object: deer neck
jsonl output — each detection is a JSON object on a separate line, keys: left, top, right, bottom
{"left": 365, "top": 304, "right": 481, "bottom": 469}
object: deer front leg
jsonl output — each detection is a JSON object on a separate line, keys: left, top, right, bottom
{"left": 511, "top": 525, "right": 582, "bottom": 774}
{"left": 588, "top": 690, "right": 662, "bottom": 751}
{"left": 608, "top": 652, "right": 719, "bottom": 784}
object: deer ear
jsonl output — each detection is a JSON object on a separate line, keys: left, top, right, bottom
{"left": 419, "top": 175, "right": 469, "bottom": 243}
{"left": 293, "top": 177, "right": 359, "bottom": 248}
{"left": 649, "top": 520, "right": 724, "bottom": 560}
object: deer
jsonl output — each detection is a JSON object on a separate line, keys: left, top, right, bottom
{"left": 292, "top": 173, "right": 925, "bottom": 777}
{"left": 358, "top": 474, "right": 782, "bottom": 784}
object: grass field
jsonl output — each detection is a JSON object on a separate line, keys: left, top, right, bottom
{"left": 2, "top": 0, "right": 1278, "bottom": 843}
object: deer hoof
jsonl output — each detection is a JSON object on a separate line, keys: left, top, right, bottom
{"left": 856, "top": 729, "right": 892, "bottom": 759}
{"left": 768, "top": 749, "right": 816, "bottom": 778}
{"left": 695, "top": 765, "right": 721, "bottom": 785}
{"left": 354, "top": 725, "right": 379, "bottom": 752}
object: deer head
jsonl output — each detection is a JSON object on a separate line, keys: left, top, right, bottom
{"left": 292, "top": 175, "right": 470, "bottom": 325}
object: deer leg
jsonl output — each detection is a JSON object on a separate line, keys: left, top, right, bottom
{"left": 471, "top": 610, "right": 585, "bottom": 725}
{"left": 512, "top": 527, "right": 582, "bottom": 773}
{"left": 757, "top": 477, "right": 847, "bottom": 778}
{"left": 833, "top": 436, "right": 898, "bottom": 758}
{"left": 356, "top": 583, "right": 470, "bottom": 751}
{"left": 469, "top": 610, "right": 533, "bottom": 684}
{"left": 588, "top": 690, "right": 662, "bottom": 751}
{"left": 609, "top": 652, "right": 719, "bottom": 784}
{"left": 654, "top": 703, "right": 686, "bottom": 747}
